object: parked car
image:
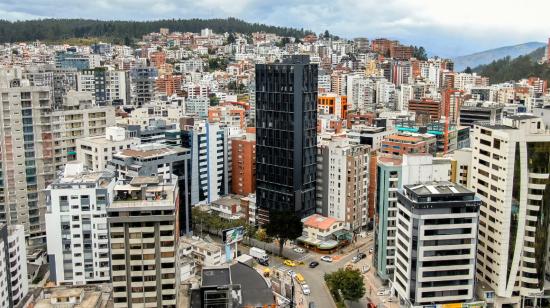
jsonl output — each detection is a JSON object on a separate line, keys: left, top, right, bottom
{"left": 288, "top": 270, "right": 296, "bottom": 278}
{"left": 362, "top": 265, "right": 371, "bottom": 273}
{"left": 284, "top": 260, "right": 297, "bottom": 267}
{"left": 369, "top": 248, "right": 374, "bottom": 254}
{"left": 358, "top": 252, "right": 367, "bottom": 259}
{"left": 302, "top": 284, "right": 311, "bottom": 295}
{"left": 320, "top": 255, "right": 333, "bottom": 263}
{"left": 352, "top": 255, "right": 361, "bottom": 263}
{"left": 308, "top": 261, "right": 319, "bottom": 268}
{"left": 293, "top": 247, "right": 305, "bottom": 253}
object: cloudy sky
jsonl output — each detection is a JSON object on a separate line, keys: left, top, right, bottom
{"left": 0, "top": 0, "right": 548, "bottom": 57}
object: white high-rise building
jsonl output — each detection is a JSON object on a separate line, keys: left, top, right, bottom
{"left": 45, "top": 163, "right": 115, "bottom": 285}
{"left": 375, "top": 154, "right": 452, "bottom": 282}
{"left": 393, "top": 181, "right": 480, "bottom": 307}
{"left": 0, "top": 224, "right": 28, "bottom": 308}
{"left": 471, "top": 115, "right": 550, "bottom": 307}
{"left": 350, "top": 77, "right": 375, "bottom": 112}
{"left": 183, "top": 121, "right": 232, "bottom": 204}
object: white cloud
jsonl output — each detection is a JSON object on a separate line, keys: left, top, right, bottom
{"left": 0, "top": 0, "right": 548, "bottom": 56}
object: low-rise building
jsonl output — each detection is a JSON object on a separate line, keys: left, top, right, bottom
{"left": 76, "top": 127, "right": 140, "bottom": 172}
{"left": 297, "top": 214, "right": 351, "bottom": 254}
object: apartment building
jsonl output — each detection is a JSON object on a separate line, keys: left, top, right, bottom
{"left": 208, "top": 104, "right": 246, "bottom": 129}
{"left": 0, "top": 224, "right": 28, "bottom": 308}
{"left": 459, "top": 101, "right": 503, "bottom": 128}
{"left": 317, "top": 137, "right": 370, "bottom": 231}
{"left": 393, "top": 182, "right": 480, "bottom": 307}
{"left": 0, "top": 68, "right": 54, "bottom": 249}
{"left": 78, "top": 67, "right": 129, "bottom": 105}
{"left": 108, "top": 143, "right": 192, "bottom": 234}
{"left": 45, "top": 163, "right": 115, "bottom": 285}
{"left": 375, "top": 154, "right": 452, "bottom": 282}
{"left": 380, "top": 133, "right": 436, "bottom": 156}
{"left": 471, "top": 115, "right": 550, "bottom": 307}
{"left": 182, "top": 121, "right": 232, "bottom": 204}
{"left": 108, "top": 175, "right": 178, "bottom": 307}
{"left": 76, "top": 127, "right": 140, "bottom": 172}
{"left": 51, "top": 103, "right": 116, "bottom": 171}
{"left": 318, "top": 93, "right": 348, "bottom": 119}
{"left": 231, "top": 132, "right": 256, "bottom": 196}
{"left": 130, "top": 65, "right": 157, "bottom": 107}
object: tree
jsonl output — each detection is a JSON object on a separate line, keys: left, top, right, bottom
{"left": 464, "top": 66, "right": 473, "bottom": 74}
{"left": 324, "top": 30, "right": 330, "bottom": 39}
{"left": 325, "top": 268, "right": 366, "bottom": 302}
{"left": 227, "top": 33, "right": 236, "bottom": 44}
{"left": 276, "top": 37, "right": 290, "bottom": 48}
{"left": 265, "top": 210, "right": 303, "bottom": 257}
{"left": 413, "top": 46, "right": 428, "bottom": 61}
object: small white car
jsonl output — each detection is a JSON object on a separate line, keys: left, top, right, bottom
{"left": 293, "top": 247, "right": 305, "bottom": 253}
{"left": 302, "top": 284, "right": 311, "bottom": 295}
{"left": 288, "top": 270, "right": 296, "bottom": 278}
{"left": 320, "top": 256, "right": 333, "bottom": 262}
{"left": 377, "top": 289, "right": 390, "bottom": 296}
{"left": 369, "top": 248, "right": 374, "bottom": 254}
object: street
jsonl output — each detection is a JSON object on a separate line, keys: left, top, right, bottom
{"left": 248, "top": 234, "right": 374, "bottom": 308}
{"left": 204, "top": 232, "right": 377, "bottom": 307}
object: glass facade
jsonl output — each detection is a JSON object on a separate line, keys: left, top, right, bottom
{"left": 255, "top": 55, "right": 317, "bottom": 217}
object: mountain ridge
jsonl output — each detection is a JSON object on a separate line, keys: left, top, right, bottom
{"left": 0, "top": 18, "right": 312, "bottom": 43}
{"left": 453, "top": 42, "right": 545, "bottom": 71}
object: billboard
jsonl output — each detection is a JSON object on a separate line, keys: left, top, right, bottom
{"left": 222, "top": 226, "right": 244, "bottom": 245}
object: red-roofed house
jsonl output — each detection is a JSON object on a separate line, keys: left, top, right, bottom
{"left": 297, "top": 214, "right": 352, "bottom": 254}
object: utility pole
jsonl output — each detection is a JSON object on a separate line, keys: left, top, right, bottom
{"left": 290, "top": 272, "right": 296, "bottom": 308}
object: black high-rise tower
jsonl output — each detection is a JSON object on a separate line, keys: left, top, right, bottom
{"left": 255, "top": 55, "right": 318, "bottom": 223}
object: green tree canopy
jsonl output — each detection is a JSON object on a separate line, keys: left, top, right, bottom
{"left": 325, "top": 268, "right": 366, "bottom": 302}
{"left": 413, "top": 46, "right": 428, "bottom": 60}
{"left": 265, "top": 210, "right": 303, "bottom": 257}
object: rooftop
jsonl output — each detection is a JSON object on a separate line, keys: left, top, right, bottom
{"left": 180, "top": 236, "right": 222, "bottom": 254}
{"left": 52, "top": 163, "right": 114, "bottom": 187}
{"left": 405, "top": 181, "right": 472, "bottom": 197}
{"left": 110, "top": 176, "right": 177, "bottom": 209}
{"left": 202, "top": 267, "right": 231, "bottom": 287}
{"left": 302, "top": 214, "right": 339, "bottom": 230}
{"left": 507, "top": 114, "right": 539, "bottom": 120}
{"left": 116, "top": 143, "right": 188, "bottom": 159}
{"left": 230, "top": 262, "right": 276, "bottom": 306}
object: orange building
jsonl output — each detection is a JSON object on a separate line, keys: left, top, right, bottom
{"left": 390, "top": 45, "right": 414, "bottom": 60}
{"left": 346, "top": 113, "right": 375, "bottom": 128}
{"left": 381, "top": 133, "right": 436, "bottom": 156}
{"left": 408, "top": 98, "right": 441, "bottom": 122}
{"left": 208, "top": 104, "right": 246, "bottom": 129}
{"left": 156, "top": 74, "right": 182, "bottom": 96}
{"left": 149, "top": 51, "right": 166, "bottom": 69}
{"left": 231, "top": 134, "right": 256, "bottom": 196}
{"left": 367, "top": 151, "right": 377, "bottom": 220}
{"left": 371, "top": 38, "right": 398, "bottom": 56}
{"left": 318, "top": 93, "right": 348, "bottom": 119}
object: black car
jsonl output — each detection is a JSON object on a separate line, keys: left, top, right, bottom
{"left": 309, "top": 261, "right": 319, "bottom": 268}
{"left": 358, "top": 253, "right": 367, "bottom": 259}
{"left": 258, "top": 259, "right": 269, "bottom": 266}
